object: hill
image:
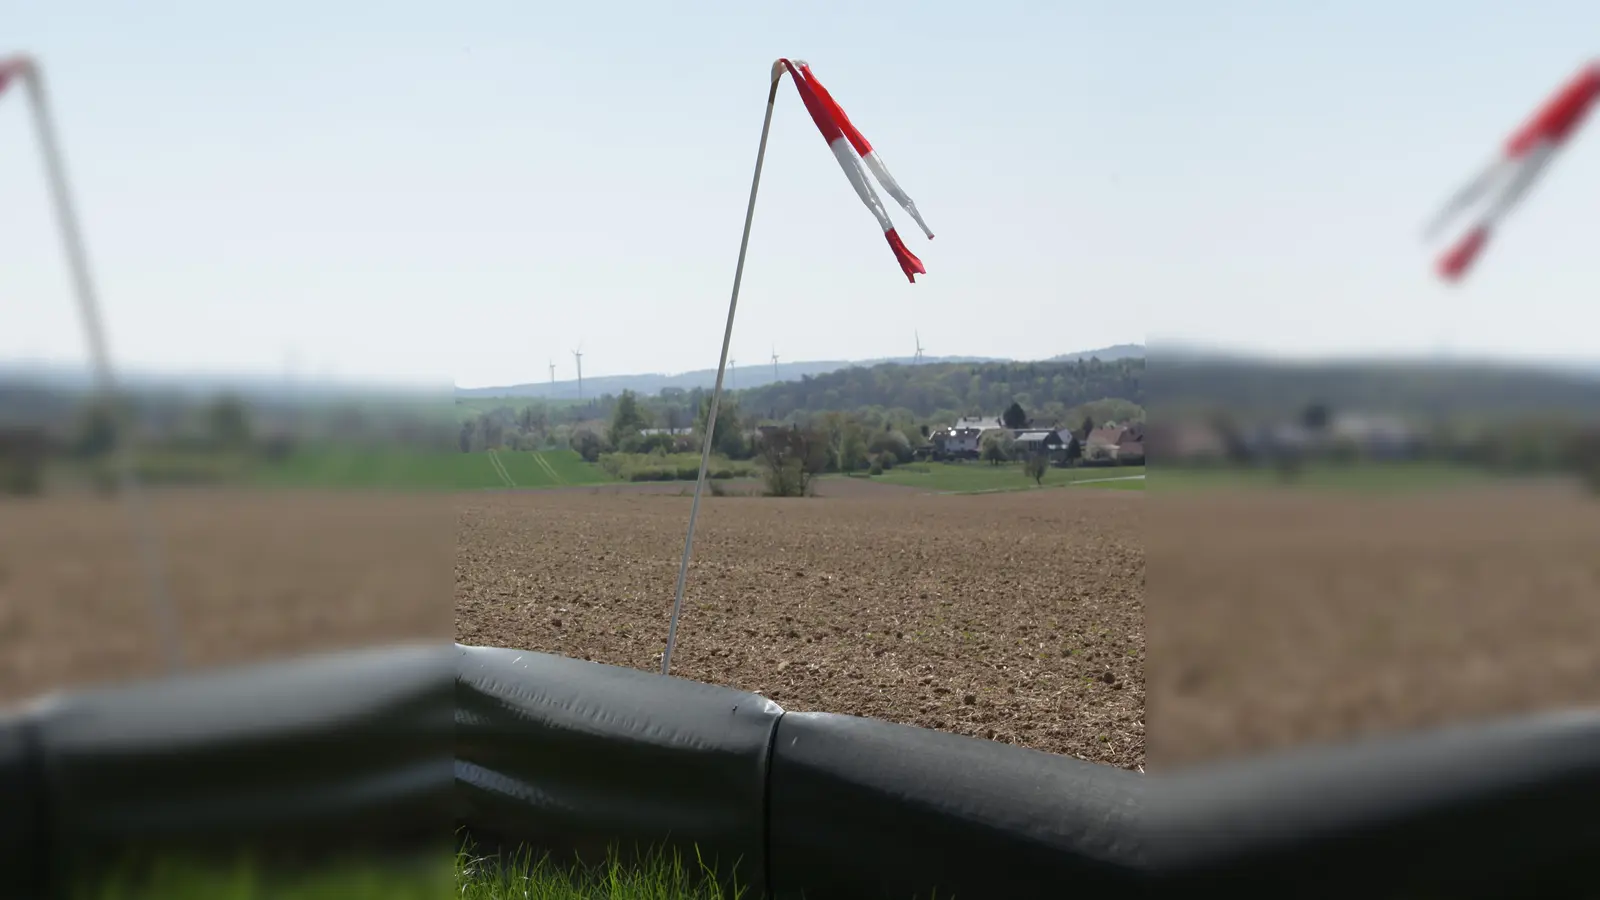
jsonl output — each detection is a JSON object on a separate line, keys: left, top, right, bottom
{"left": 699, "top": 357, "right": 1144, "bottom": 423}
{"left": 1047, "top": 343, "right": 1146, "bottom": 363}
{"left": 454, "top": 345, "right": 1150, "bottom": 400}
{"left": 1153, "top": 352, "right": 1600, "bottom": 421}
{"left": 454, "top": 355, "right": 1011, "bottom": 400}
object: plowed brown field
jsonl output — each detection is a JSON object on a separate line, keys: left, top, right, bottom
{"left": 456, "top": 485, "right": 1147, "bottom": 768}
{"left": 0, "top": 489, "right": 451, "bottom": 701}
{"left": 1149, "top": 481, "right": 1600, "bottom": 768}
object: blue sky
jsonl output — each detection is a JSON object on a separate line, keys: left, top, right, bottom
{"left": 2, "top": 1, "right": 1596, "bottom": 388}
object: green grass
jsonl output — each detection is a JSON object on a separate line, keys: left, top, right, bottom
{"left": 78, "top": 844, "right": 744, "bottom": 900}
{"left": 1150, "top": 460, "right": 1507, "bottom": 493}
{"left": 867, "top": 462, "right": 1145, "bottom": 494}
{"left": 458, "top": 845, "right": 746, "bottom": 900}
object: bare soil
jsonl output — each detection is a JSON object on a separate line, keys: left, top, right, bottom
{"left": 1149, "top": 481, "right": 1600, "bottom": 769}
{"left": 0, "top": 488, "right": 452, "bottom": 703}
{"left": 456, "top": 488, "right": 1147, "bottom": 768}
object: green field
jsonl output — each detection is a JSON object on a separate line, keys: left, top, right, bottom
{"left": 866, "top": 462, "right": 1145, "bottom": 494}
{"left": 491, "top": 450, "right": 614, "bottom": 488}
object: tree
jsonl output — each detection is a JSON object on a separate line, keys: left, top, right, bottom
{"left": 0, "top": 427, "right": 47, "bottom": 496}
{"left": 206, "top": 393, "right": 253, "bottom": 450}
{"left": 1060, "top": 434, "right": 1083, "bottom": 466}
{"left": 1024, "top": 452, "right": 1049, "bottom": 485}
{"left": 980, "top": 431, "right": 1014, "bottom": 466}
{"left": 696, "top": 395, "right": 746, "bottom": 460}
{"left": 608, "top": 390, "right": 649, "bottom": 447}
{"left": 1003, "top": 401, "right": 1028, "bottom": 430}
{"left": 73, "top": 399, "right": 119, "bottom": 459}
{"left": 868, "top": 429, "right": 912, "bottom": 464}
{"left": 758, "top": 425, "right": 829, "bottom": 497}
{"left": 1302, "top": 401, "right": 1332, "bottom": 433}
{"left": 1572, "top": 427, "right": 1600, "bottom": 494}
{"left": 475, "top": 415, "right": 505, "bottom": 451}
{"left": 820, "top": 412, "right": 870, "bottom": 472}
{"left": 1079, "top": 415, "right": 1096, "bottom": 441}
{"left": 459, "top": 421, "right": 474, "bottom": 453}
{"left": 570, "top": 428, "right": 607, "bottom": 463}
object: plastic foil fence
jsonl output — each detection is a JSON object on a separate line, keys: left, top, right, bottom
{"left": 0, "top": 642, "right": 1596, "bottom": 898}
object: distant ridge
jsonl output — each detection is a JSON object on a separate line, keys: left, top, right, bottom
{"left": 455, "top": 345, "right": 1147, "bottom": 399}
{"left": 1047, "top": 343, "right": 1146, "bottom": 363}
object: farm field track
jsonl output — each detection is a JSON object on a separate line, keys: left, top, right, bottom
{"left": 457, "top": 487, "right": 1147, "bottom": 768}
{"left": 1149, "top": 480, "right": 1600, "bottom": 768}
{"left": 0, "top": 489, "right": 453, "bottom": 703}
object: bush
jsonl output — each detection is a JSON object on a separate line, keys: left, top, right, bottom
{"left": 1024, "top": 452, "right": 1049, "bottom": 484}
{"left": 868, "top": 429, "right": 913, "bottom": 464}
{"left": 868, "top": 460, "right": 884, "bottom": 476}
{"left": 570, "top": 429, "right": 609, "bottom": 463}
{"left": 598, "top": 452, "right": 756, "bottom": 483}
{"left": 620, "top": 432, "right": 678, "bottom": 455}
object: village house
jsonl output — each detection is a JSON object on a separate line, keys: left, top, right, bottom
{"left": 1012, "top": 429, "right": 1061, "bottom": 456}
{"left": 1083, "top": 425, "right": 1125, "bottom": 460}
{"left": 929, "top": 425, "right": 988, "bottom": 457}
{"left": 1328, "top": 413, "right": 1420, "bottom": 461}
{"left": 929, "top": 416, "right": 1006, "bottom": 458}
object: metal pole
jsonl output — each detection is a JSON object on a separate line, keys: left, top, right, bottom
{"left": 662, "top": 62, "right": 786, "bottom": 677}
{"left": 12, "top": 57, "right": 184, "bottom": 672}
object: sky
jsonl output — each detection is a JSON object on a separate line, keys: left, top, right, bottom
{"left": 2, "top": 1, "right": 1597, "bottom": 389}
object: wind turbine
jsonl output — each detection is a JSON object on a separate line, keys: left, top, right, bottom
{"left": 729, "top": 357, "right": 737, "bottom": 390}
{"left": 770, "top": 345, "right": 779, "bottom": 385}
{"left": 914, "top": 330, "right": 925, "bottom": 365}
{"left": 548, "top": 360, "right": 556, "bottom": 397}
{"left": 572, "top": 342, "right": 585, "bottom": 401}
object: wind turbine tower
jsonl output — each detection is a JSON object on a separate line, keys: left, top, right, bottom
{"left": 572, "top": 345, "right": 585, "bottom": 401}
{"left": 914, "top": 330, "right": 925, "bottom": 365}
{"left": 548, "top": 361, "right": 556, "bottom": 397}
{"left": 771, "top": 346, "right": 779, "bottom": 386}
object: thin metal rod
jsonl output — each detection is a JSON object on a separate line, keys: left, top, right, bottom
{"left": 662, "top": 70, "right": 784, "bottom": 677}
{"left": 17, "top": 60, "right": 185, "bottom": 672}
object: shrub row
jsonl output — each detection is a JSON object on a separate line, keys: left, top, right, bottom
{"left": 598, "top": 452, "right": 757, "bottom": 483}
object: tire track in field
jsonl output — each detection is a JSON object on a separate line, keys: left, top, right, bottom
{"left": 486, "top": 450, "right": 515, "bottom": 487}
{"left": 530, "top": 452, "right": 565, "bottom": 486}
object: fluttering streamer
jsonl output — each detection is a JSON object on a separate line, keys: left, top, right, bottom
{"left": 1426, "top": 61, "right": 1600, "bottom": 282}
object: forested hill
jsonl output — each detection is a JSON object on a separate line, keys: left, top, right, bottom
{"left": 735, "top": 357, "right": 1143, "bottom": 422}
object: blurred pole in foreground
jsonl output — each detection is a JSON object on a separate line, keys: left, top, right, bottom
{"left": 1, "top": 54, "right": 182, "bottom": 671}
